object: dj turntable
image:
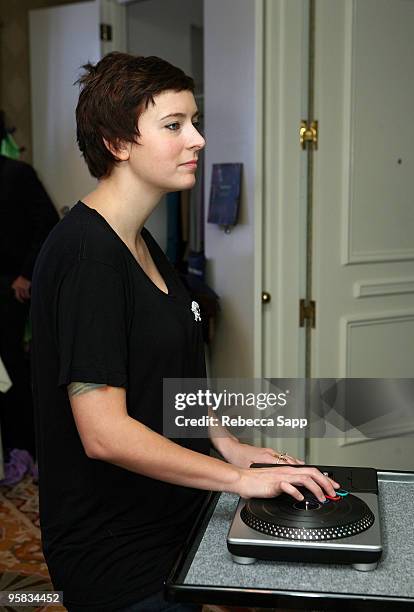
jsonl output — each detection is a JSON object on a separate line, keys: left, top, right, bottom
{"left": 227, "top": 465, "right": 382, "bottom": 571}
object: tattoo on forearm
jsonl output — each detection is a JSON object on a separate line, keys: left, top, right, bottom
{"left": 67, "top": 382, "right": 107, "bottom": 396}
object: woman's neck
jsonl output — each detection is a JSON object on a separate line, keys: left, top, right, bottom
{"left": 81, "top": 171, "right": 164, "bottom": 252}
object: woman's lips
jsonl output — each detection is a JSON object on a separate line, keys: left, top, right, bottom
{"left": 181, "top": 161, "right": 197, "bottom": 168}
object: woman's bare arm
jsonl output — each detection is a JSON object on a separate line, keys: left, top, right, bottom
{"left": 68, "top": 384, "right": 339, "bottom": 500}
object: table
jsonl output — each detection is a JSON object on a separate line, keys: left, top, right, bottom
{"left": 166, "top": 470, "right": 414, "bottom": 610}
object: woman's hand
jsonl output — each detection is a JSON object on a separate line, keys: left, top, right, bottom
{"left": 215, "top": 438, "right": 340, "bottom": 501}
{"left": 218, "top": 436, "right": 305, "bottom": 468}
{"left": 235, "top": 465, "right": 340, "bottom": 502}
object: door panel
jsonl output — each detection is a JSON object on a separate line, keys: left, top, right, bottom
{"left": 310, "top": 0, "right": 414, "bottom": 469}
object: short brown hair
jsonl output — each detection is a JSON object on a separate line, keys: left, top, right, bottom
{"left": 75, "top": 52, "right": 195, "bottom": 179}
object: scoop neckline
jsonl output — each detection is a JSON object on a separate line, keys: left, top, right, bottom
{"left": 76, "top": 200, "right": 175, "bottom": 299}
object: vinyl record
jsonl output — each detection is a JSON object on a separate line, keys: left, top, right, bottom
{"left": 241, "top": 487, "right": 375, "bottom": 541}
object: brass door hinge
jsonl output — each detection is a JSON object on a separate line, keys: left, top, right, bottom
{"left": 300, "top": 120, "right": 318, "bottom": 150}
{"left": 100, "top": 23, "right": 113, "bottom": 42}
{"left": 299, "top": 299, "right": 316, "bottom": 328}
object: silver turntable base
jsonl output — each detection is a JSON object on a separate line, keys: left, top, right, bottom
{"left": 227, "top": 492, "right": 382, "bottom": 571}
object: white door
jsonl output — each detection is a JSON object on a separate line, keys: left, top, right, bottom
{"left": 29, "top": 0, "right": 126, "bottom": 214}
{"left": 309, "top": 0, "right": 414, "bottom": 469}
{"left": 262, "top": 0, "right": 414, "bottom": 471}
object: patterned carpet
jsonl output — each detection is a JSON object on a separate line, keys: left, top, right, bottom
{"left": 0, "top": 475, "right": 65, "bottom": 611}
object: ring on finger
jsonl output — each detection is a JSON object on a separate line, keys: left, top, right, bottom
{"left": 275, "top": 452, "right": 288, "bottom": 463}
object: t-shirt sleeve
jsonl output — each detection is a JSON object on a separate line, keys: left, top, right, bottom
{"left": 57, "top": 259, "right": 129, "bottom": 388}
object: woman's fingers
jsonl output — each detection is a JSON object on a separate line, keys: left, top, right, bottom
{"left": 288, "top": 456, "right": 305, "bottom": 465}
{"left": 287, "top": 473, "right": 326, "bottom": 501}
{"left": 264, "top": 449, "right": 305, "bottom": 465}
{"left": 242, "top": 465, "right": 341, "bottom": 501}
{"left": 279, "top": 480, "right": 304, "bottom": 501}
{"left": 308, "top": 467, "right": 340, "bottom": 493}
{"left": 260, "top": 466, "right": 338, "bottom": 498}
{"left": 285, "top": 466, "right": 338, "bottom": 498}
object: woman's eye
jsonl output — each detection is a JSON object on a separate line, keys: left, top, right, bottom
{"left": 165, "top": 121, "right": 201, "bottom": 132}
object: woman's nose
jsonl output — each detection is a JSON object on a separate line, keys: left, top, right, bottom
{"left": 194, "top": 132, "right": 206, "bottom": 150}
{"left": 189, "top": 124, "right": 206, "bottom": 149}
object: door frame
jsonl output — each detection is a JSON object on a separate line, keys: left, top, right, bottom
{"left": 261, "top": 0, "right": 309, "bottom": 459}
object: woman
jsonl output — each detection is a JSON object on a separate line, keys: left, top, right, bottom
{"left": 30, "top": 52, "right": 338, "bottom": 612}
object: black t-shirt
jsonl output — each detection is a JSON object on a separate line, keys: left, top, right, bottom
{"left": 30, "top": 201, "right": 210, "bottom": 611}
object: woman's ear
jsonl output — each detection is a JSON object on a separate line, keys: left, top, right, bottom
{"left": 102, "top": 137, "right": 131, "bottom": 162}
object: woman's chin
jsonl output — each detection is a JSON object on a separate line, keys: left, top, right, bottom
{"left": 175, "top": 177, "right": 197, "bottom": 190}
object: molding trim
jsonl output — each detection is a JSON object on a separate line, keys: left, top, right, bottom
{"left": 347, "top": 249, "right": 414, "bottom": 265}
{"left": 254, "top": 0, "right": 264, "bottom": 381}
{"left": 354, "top": 278, "right": 414, "bottom": 298}
{"left": 339, "top": 311, "right": 414, "bottom": 444}
{"left": 339, "top": 421, "right": 414, "bottom": 447}
{"left": 340, "top": 0, "right": 356, "bottom": 266}
{"left": 341, "top": 1, "right": 414, "bottom": 266}
{"left": 340, "top": 310, "right": 414, "bottom": 377}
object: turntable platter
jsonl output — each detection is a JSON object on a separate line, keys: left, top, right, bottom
{"left": 241, "top": 487, "right": 375, "bottom": 541}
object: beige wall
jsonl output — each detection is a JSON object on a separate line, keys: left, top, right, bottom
{"left": 0, "top": 0, "right": 85, "bottom": 163}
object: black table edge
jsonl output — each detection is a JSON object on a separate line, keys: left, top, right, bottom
{"left": 164, "top": 468, "right": 414, "bottom": 610}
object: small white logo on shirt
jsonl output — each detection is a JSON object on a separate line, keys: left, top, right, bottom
{"left": 191, "top": 301, "right": 201, "bottom": 322}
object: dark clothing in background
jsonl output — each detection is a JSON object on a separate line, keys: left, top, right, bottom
{"left": 30, "top": 202, "right": 210, "bottom": 611}
{"left": 0, "top": 154, "right": 58, "bottom": 459}
{"left": 0, "top": 154, "right": 59, "bottom": 280}
{"left": 0, "top": 276, "right": 33, "bottom": 455}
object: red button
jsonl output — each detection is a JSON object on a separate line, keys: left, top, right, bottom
{"left": 325, "top": 494, "right": 341, "bottom": 501}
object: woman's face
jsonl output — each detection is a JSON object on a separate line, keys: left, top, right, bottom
{"left": 128, "top": 89, "right": 205, "bottom": 193}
